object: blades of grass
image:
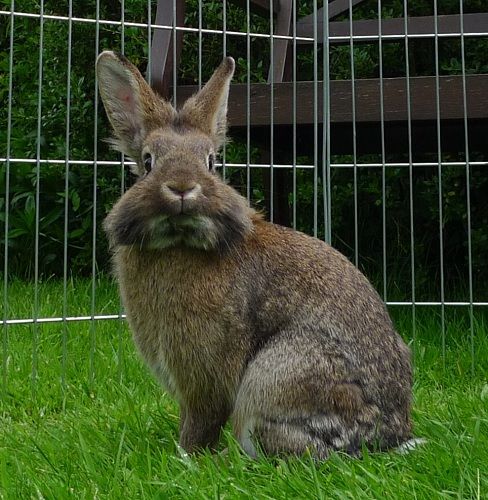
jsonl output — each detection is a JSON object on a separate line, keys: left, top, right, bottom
{"left": 1, "top": 279, "right": 488, "bottom": 497}
{"left": 112, "top": 424, "right": 127, "bottom": 484}
{"left": 306, "top": 451, "right": 324, "bottom": 500}
{"left": 29, "top": 437, "right": 60, "bottom": 476}
{"left": 77, "top": 429, "right": 97, "bottom": 479}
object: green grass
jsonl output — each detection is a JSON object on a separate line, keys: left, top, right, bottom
{"left": 1, "top": 278, "right": 487, "bottom": 499}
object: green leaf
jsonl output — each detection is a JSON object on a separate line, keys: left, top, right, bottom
{"left": 71, "top": 191, "right": 81, "bottom": 212}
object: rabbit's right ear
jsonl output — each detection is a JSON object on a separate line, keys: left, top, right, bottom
{"left": 96, "top": 51, "right": 175, "bottom": 159}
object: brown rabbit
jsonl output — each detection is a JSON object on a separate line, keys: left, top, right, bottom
{"left": 98, "top": 51, "right": 414, "bottom": 458}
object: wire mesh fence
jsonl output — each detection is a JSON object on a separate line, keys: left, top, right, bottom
{"left": 1, "top": 0, "right": 487, "bottom": 395}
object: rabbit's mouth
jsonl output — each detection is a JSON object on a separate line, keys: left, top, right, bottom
{"left": 147, "top": 214, "right": 219, "bottom": 250}
{"left": 104, "top": 185, "right": 253, "bottom": 253}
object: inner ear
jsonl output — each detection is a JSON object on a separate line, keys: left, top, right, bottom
{"left": 118, "top": 90, "right": 134, "bottom": 105}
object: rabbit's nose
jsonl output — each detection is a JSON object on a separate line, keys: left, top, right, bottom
{"left": 165, "top": 183, "right": 201, "bottom": 200}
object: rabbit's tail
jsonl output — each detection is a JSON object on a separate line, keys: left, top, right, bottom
{"left": 395, "top": 437, "right": 427, "bottom": 454}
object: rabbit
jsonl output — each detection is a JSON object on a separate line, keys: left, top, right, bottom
{"left": 97, "top": 51, "right": 414, "bottom": 459}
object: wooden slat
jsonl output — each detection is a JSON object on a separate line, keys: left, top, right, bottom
{"left": 230, "top": 0, "right": 367, "bottom": 19}
{"left": 327, "top": 0, "right": 368, "bottom": 20}
{"left": 231, "top": 0, "right": 280, "bottom": 16}
{"left": 149, "top": 0, "right": 185, "bottom": 98}
{"left": 297, "top": 12, "right": 488, "bottom": 42}
{"left": 270, "top": 0, "right": 293, "bottom": 82}
{"left": 174, "top": 75, "right": 488, "bottom": 125}
{"left": 295, "top": 0, "right": 373, "bottom": 32}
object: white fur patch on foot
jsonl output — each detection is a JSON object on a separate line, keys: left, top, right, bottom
{"left": 239, "top": 418, "right": 258, "bottom": 458}
{"left": 396, "top": 438, "right": 427, "bottom": 455}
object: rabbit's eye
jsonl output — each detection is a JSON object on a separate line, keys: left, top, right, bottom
{"left": 208, "top": 154, "right": 215, "bottom": 171}
{"left": 143, "top": 153, "right": 153, "bottom": 173}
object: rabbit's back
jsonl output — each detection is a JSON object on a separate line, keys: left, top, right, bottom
{"left": 232, "top": 219, "right": 412, "bottom": 455}
{"left": 243, "top": 219, "right": 411, "bottom": 402}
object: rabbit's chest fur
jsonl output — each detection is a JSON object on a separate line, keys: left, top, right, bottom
{"left": 114, "top": 246, "right": 251, "bottom": 406}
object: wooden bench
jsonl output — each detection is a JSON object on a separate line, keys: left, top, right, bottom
{"left": 148, "top": 0, "right": 488, "bottom": 126}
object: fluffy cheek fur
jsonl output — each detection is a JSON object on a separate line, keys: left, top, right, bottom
{"left": 103, "top": 180, "right": 253, "bottom": 253}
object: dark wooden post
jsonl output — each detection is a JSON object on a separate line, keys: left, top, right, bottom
{"left": 149, "top": 0, "right": 186, "bottom": 98}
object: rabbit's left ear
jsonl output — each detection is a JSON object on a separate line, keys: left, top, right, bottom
{"left": 179, "top": 57, "right": 235, "bottom": 149}
{"left": 96, "top": 51, "right": 176, "bottom": 159}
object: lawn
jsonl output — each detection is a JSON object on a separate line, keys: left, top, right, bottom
{"left": 0, "top": 278, "right": 487, "bottom": 499}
